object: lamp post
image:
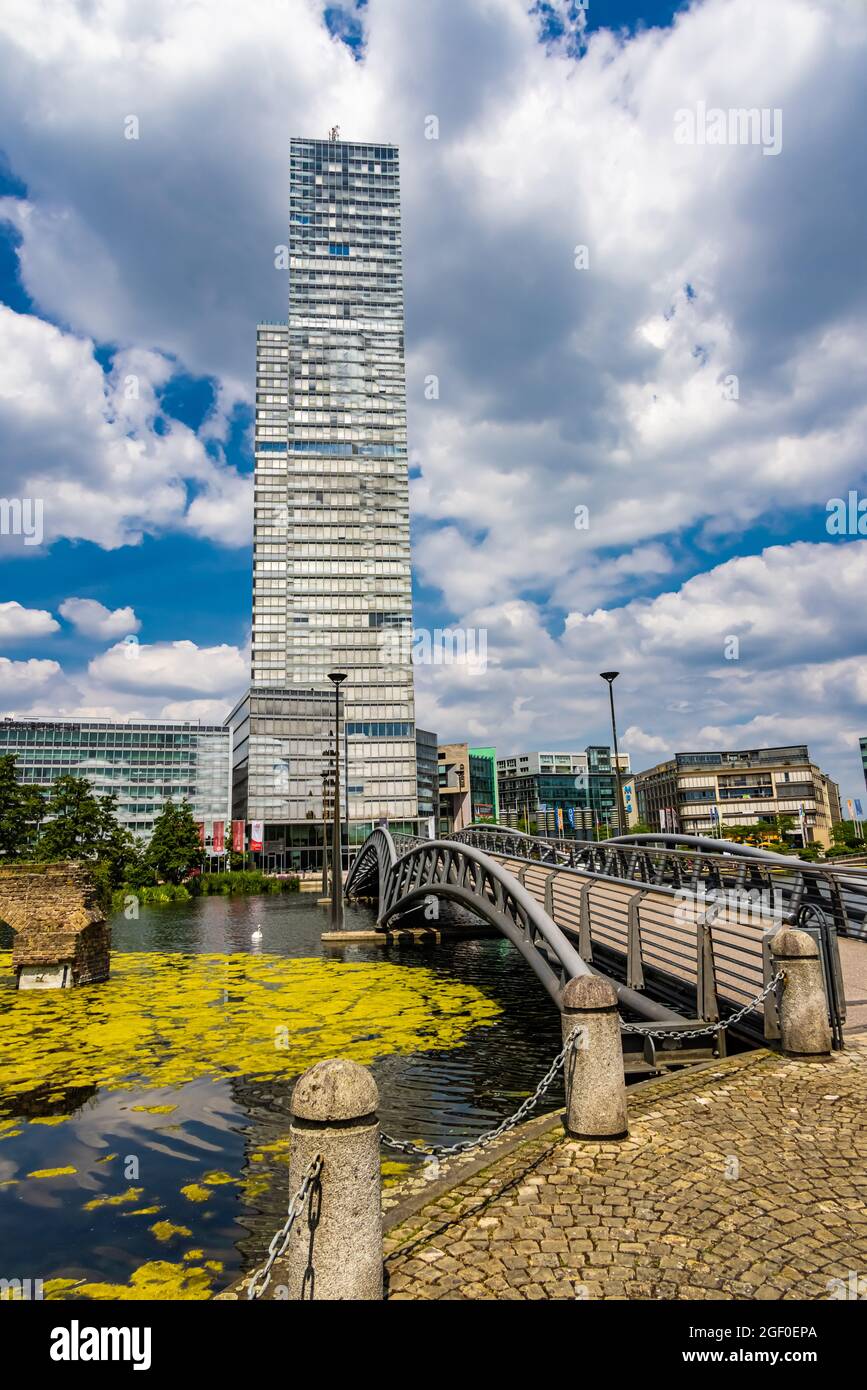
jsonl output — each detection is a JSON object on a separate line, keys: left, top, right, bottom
{"left": 327, "top": 672, "right": 348, "bottom": 929}
{"left": 600, "top": 671, "right": 628, "bottom": 836}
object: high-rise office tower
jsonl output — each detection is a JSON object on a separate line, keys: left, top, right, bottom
{"left": 249, "top": 134, "right": 418, "bottom": 832}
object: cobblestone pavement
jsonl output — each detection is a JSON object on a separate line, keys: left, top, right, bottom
{"left": 383, "top": 1040, "right": 867, "bottom": 1300}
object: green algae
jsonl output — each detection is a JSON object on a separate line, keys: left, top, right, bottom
{"left": 150, "top": 1220, "right": 192, "bottom": 1243}
{"left": 0, "top": 950, "right": 500, "bottom": 1116}
{"left": 83, "top": 1187, "right": 144, "bottom": 1211}
{"left": 45, "top": 1261, "right": 214, "bottom": 1300}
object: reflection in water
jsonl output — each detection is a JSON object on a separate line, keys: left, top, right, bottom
{"left": 0, "top": 893, "right": 564, "bottom": 1299}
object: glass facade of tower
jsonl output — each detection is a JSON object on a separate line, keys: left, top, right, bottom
{"left": 252, "top": 136, "right": 417, "bottom": 826}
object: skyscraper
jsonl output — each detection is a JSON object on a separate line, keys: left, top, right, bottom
{"left": 247, "top": 134, "right": 417, "bottom": 839}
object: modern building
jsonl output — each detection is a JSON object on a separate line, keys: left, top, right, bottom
{"left": 469, "top": 746, "right": 499, "bottom": 823}
{"left": 0, "top": 717, "right": 231, "bottom": 844}
{"left": 437, "top": 743, "right": 471, "bottom": 834}
{"left": 415, "top": 728, "right": 439, "bottom": 834}
{"left": 496, "top": 748, "right": 630, "bottom": 837}
{"left": 861, "top": 736, "right": 867, "bottom": 797}
{"left": 634, "top": 746, "right": 842, "bottom": 847}
{"left": 240, "top": 132, "right": 418, "bottom": 859}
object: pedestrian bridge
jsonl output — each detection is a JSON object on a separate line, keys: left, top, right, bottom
{"left": 345, "top": 824, "right": 854, "bottom": 1056}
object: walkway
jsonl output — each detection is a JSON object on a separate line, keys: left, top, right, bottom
{"left": 383, "top": 1038, "right": 867, "bottom": 1300}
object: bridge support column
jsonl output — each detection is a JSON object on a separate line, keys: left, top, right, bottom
{"left": 283, "top": 1058, "right": 383, "bottom": 1300}
{"left": 771, "top": 928, "right": 832, "bottom": 1059}
{"left": 561, "top": 975, "right": 628, "bottom": 1140}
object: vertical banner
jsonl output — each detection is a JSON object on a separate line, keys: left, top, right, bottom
{"left": 213, "top": 821, "right": 225, "bottom": 853}
{"left": 659, "top": 808, "right": 667, "bottom": 832}
{"left": 197, "top": 821, "right": 205, "bottom": 847}
{"left": 556, "top": 807, "right": 564, "bottom": 834}
{"left": 232, "top": 820, "right": 245, "bottom": 852}
{"left": 250, "top": 821, "right": 264, "bottom": 852}
{"left": 427, "top": 816, "right": 435, "bottom": 840}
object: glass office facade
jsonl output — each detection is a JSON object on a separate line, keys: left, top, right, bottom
{"left": 415, "top": 728, "right": 439, "bottom": 827}
{"left": 0, "top": 717, "right": 231, "bottom": 841}
{"left": 469, "top": 746, "right": 499, "bottom": 822}
{"left": 251, "top": 135, "right": 417, "bottom": 827}
{"left": 496, "top": 747, "right": 622, "bottom": 835}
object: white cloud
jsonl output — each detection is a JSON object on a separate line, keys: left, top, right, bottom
{"left": 0, "top": 600, "right": 58, "bottom": 640}
{"left": 0, "top": 306, "right": 252, "bottom": 549}
{"left": 88, "top": 639, "right": 247, "bottom": 698}
{"left": 0, "top": 656, "right": 63, "bottom": 699}
{"left": 0, "top": 0, "right": 865, "bottom": 801}
{"left": 59, "top": 597, "right": 140, "bottom": 640}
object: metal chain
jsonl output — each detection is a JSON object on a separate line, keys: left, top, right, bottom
{"left": 619, "top": 970, "right": 785, "bottom": 1040}
{"left": 245, "top": 1154, "right": 323, "bottom": 1300}
{"left": 380, "top": 1032, "right": 580, "bottom": 1159}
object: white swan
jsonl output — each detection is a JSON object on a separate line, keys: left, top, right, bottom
{"left": 251, "top": 924, "right": 263, "bottom": 942}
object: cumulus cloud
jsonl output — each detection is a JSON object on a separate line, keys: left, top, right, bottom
{"left": 0, "top": 600, "right": 58, "bottom": 640}
{"left": 415, "top": 540, "right": 867, "bottom": 790}
{"left": 59, "top": 598, "right": 140, "bottom": 640}
{"left": 0, "top": 656, "right": 64, "bottom": 700}
{"left": 88, "top": 639, "right": 247, "bottom": 699}
{"left": 0, "top": 0, "right": 865, "bottom": 795}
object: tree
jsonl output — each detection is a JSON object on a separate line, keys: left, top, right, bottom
{"left": 146, "top": 799, "right": 203, "bottom": 884}
{"left": 35, "top": 775, "right": 134, "bottom": 887}
{"left": 0, "top": 754, "right": 45, "bottom": 858}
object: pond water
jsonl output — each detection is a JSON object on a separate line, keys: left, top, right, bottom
{"left": 0, "top": 892, "right": 564, "bottom": 1299}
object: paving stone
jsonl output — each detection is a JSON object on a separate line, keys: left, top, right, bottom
{"left": 383, "top": 1039, "right": 867, "bottom": 1301}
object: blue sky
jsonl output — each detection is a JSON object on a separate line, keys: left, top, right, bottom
{"left": 0, "top": 0, "right": 865, "bottom": 802}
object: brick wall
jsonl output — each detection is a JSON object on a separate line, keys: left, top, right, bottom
{"left": 0, "top": 861, "right": 111, "bottom": 985}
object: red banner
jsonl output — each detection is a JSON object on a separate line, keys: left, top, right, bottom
{"left": 232, "top": 820, "right": 245, "bottom": 852}
{"left": 197, "top": 821, "right": 205, "bottom": 846}
{"left": 213, "top": 821, "right": 225, "bottom": 853}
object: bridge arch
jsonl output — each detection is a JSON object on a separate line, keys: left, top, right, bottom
{"left": 344, "top": 829, "right": 678, "bottom": 1019}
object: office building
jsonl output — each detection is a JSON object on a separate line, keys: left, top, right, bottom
{"left": 415, "top": 728, "right": 439, "bottom": 833}
{"left": 496, "top": 748, "right": 630, "bottom": 837}
{"left": 0, "top": 717, "right": 231, "bottom": 844}
{"left": 242, "top": 132, "right": 418, "bottom": 851}
{"left": 437, "top": 743, "right": 471, "bottom": 834}
{"left": 633, "top": 746, "right": 842, "bottom": 847}
{"left": 469, "top": 746, "right": 499, "bottom": 823}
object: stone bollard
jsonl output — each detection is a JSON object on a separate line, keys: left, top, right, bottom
{"left": 561, "top": 975, "right": 628, "bottom": 1140}
{"left": 282, "top": 1058, "right": 383, "bottom": 1300}
{"left": 770, "top": 928, "right": 833, "bottom": 1059}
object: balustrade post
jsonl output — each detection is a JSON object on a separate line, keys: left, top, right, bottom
{"left": 282, "top": 1058, "right": 383, "bottom": 1299}
{"left": 770, "top": 928, "right": 833, "bottom": 1059}
{"left": 561, "top": 975, "right": 628, "bottom": 1140}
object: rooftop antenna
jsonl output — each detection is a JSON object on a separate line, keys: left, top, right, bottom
{"left": 329, "top": 125, "right": 340, "bottom": 141}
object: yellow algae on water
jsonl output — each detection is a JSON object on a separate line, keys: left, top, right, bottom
{"left": 149, "top": 1220, "right": 192, "bottom": 1243}
{"left": 130, "top": 1104, "right": 177, "bottom": 1115}
{"left": 183, "top": 1249, "right": 205, "bottom": 1261}
{"left": 27, "top": 1166, "right": 77, "bottom": 1179}
{"left": 180, "top": 1183, "right": 212, "bottom": 1203}
{"left": 124, "top": 1206, "right": 162, "bottom": 1217}
{"left": 201, "top": 1170, "right": 235, "bottom": 1185}
{"left": 0, "top": 951, "right": 500, "bottom": 1117}
{"left": 28, "top": 1116, "right": 67, "bottom": 1127}
{"left": 82, "top": 1187, "right": 144, "bottom": 1211}
{"left": 43, "top": 1278, "right": 85, "bottom": 1299}
{"left": 62, "top": 1260, "right": 213, "bottom": 1301}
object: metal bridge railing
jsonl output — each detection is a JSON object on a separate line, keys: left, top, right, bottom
{"left": 449, "top": 825, "right": 847, "bottom": 1046}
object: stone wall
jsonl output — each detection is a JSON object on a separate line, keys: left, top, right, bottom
{"left": 0, "top": 862, "right": 111, "bottom": 987}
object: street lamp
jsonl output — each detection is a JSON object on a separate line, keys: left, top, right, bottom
{"left": 600, "top": 671, "right": 628, "bottom": 837}
{"left": 327, "top": 671, "right": 348, "bottom": 929}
